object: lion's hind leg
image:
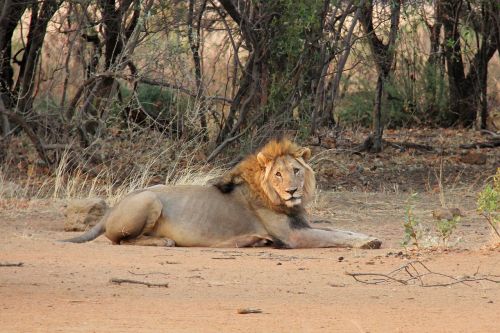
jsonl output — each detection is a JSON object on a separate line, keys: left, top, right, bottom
{"left": 213, "top": 235, "right": 270, "bottom": 248}
{"left": 120, "top": 235, "right": 175, "bottom": 247}
{"left": 105, "top": 191, "right": 164, "bottom": 245}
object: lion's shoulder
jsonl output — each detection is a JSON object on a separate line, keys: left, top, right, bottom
{"left": 213, "top": 139, "right": 315, "bottom": 211}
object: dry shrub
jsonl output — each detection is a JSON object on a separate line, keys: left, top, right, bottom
{"left": 0, "top": 127, "right": 223, "bottom": 203}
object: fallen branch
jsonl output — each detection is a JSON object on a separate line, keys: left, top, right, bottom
{"left": 110, "top": 278, "right": 169, "bottom": 288}
{"left": 345, "top": 260, "right": 500, "bottom": 287}
{"left": 479, "top": 129, "right": 499, "bottom": 138}
{"left": 353, "top": 136, "right": 436, "bottom": 153}
{"left": 211, "top": 257, "right": 236, "bottom": 260}
{"left": 459, "top": 139, "right": 500, "bottom": 149}
{"left": 0, "top": 262, "right": 24, "bottom": 267}
{"left": 127, "top": 270, "right": 170, "bottom": 276}
{"left": 384, "top": 140, "right": 434, "bottom": 152}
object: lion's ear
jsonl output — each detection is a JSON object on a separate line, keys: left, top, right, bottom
{"left": 257, "top": 152, "right": 269, "bottom": 167}
{"left": 295, "top": 147, "right": 311, "bottom": 161}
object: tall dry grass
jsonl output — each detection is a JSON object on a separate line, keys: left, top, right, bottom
{"left": 0, "top": 129, "right": 226, "bottom": 205}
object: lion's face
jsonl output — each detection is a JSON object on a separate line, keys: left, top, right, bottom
{"left": 257, "top": 147, "right": 315, "bottom": 208}
{"left": 267, "top": 156, "right": 307, "bottom": 207}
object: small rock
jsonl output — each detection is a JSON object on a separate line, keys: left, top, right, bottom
{"left": 432, "top": 208, "right": 453, "bottom": 221}
{"left": 432, "top": 207, "right": 464, "bottom": 221}
{"left": 0, "top": 181, "right": 23, "bottom": 198}
{"left": 63, "top": 198, "right": 108, "bottom": 231}
{"left": 237, "top": 308, "right": 262, "bottom": 314}
{"left": 460, "top": 151, "right": 487, "bottom": 165}
{"left": 448, "top": 207, "right": 465, "bottom": 217}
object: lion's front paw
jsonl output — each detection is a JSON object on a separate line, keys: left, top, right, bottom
{"left": 163, "top": 238, "right": 176, "bottom": 247}
{"left": 357, "top": 237, "right": 382, "bottom": 249}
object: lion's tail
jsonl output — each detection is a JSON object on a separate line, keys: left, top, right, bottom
{"left": 59, "top": 213, "right": 107, "bottom": 243}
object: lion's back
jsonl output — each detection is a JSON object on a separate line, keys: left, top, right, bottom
{"left": 152, "top": 185, "right": 266, "bottom": 246}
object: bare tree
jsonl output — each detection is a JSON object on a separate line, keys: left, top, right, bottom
{"left": 312, "top": 1, "right": 365, "bottom": 132}
{"left": 0, "top": 0, "right": 61, "bottom": 165}
{"left": 359, "top": 0, "right": 401, "bottom": 152}
{"left": 441, "top": 0, "right": 499, "bottom": 128}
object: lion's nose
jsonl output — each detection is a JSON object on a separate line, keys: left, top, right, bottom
{"left": 286, "top": 188, "right": 297, "bottom": 196}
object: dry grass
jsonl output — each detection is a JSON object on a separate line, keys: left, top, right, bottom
{"left": 0, "top": 129, "right": 225, "bottom": 206}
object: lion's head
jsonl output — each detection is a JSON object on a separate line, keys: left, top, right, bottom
{"left": 219, "top": 139, "right": 316, "bottom": 209}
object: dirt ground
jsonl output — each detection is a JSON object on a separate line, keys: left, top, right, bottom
{"left": 1, "top": 190, "right": 499, "bottom": 333}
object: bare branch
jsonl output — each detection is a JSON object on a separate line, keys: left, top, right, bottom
{"left": 346, "top": 261, "right": 500, "bottom": 287}
{"left": 0, "top": 103, "right": 52, "bottom": 166}
{"left": 0, "top": 262, "right": 24, "bottom": 267}
{"left": 110, "top": 278, "right": 169, "bottom": 288}
{"left": 206, "top": 129, "right": 247, "bottom": 162}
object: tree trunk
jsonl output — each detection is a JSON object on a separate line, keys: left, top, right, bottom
{"left": 321, "top": 1, "right": 363, "bottom": 130}
{"left": 15, "top": 0, "right": 60, "bottom": 115}
{"left": 423, "top": 1, "right": 444, "bottom": 120}
{"left": 0, "top": 0, "right": 27, "bottom": 105}
{"left": 188, "top": 0, "right": 208, "bottom": 137}
{"left": 441, "top": 0, "right": 498, "bottom": 127}
{"left": 373, "top": 74, "right": 384, "bottom": 152}
{"left": 217, "top": 0, "right": 270, "bottom": 143}
{"left": 359, "top": 0, "right": 401, "bottom": 152}
{"left": 441, "top": 0, "right": 469, "bottom": 125}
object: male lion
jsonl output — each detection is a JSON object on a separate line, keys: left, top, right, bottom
{"left": 62, "top": 139, "right": 381, "bottom": 249}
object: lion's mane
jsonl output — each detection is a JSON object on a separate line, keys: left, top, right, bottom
{"left": 215, "top": 139, "right": 315, "bottom": 211}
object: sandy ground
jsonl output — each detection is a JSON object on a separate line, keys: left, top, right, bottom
{"left": 1, "top": 191, "right": 499, "bottom": 333}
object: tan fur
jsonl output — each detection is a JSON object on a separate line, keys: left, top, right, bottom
{"left": 62, "top": 139, "right": 381, "bottom": 249}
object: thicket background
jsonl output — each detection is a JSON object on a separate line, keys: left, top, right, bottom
{"left": 0, "top": 0, "right": 498, "bottom": 197}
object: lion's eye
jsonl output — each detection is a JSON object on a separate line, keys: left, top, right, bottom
{"left": 293, "top": 168, "right": 300, "bottom": 174}
{"left": 275, "top": 172, "right": 282, "bottom": 177}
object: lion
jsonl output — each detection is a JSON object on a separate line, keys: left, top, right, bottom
{"left": 62, "top": 139, "right": 381, "bottom": 249}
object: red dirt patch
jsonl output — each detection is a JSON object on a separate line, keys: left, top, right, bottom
{"left": 1, "top": 192, "right": 499, "bottom": 332}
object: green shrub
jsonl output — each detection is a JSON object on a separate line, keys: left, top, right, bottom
{"left": 119, "top": 83, "right": 193, "bottom": 135}
{"left": 337, "top": 90, "right": 374, "bottom": 127}
{"left": 435, "top": 215, "right": 461, "bottom": 246}
{"left": 477, "top": 168, "right": 500, "bottom": 239}
{"left": 402, "top": 193, "right": 422, "bottom": 249}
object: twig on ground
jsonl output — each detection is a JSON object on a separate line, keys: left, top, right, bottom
{"left": 110, "top": 278, "right": 169, "bottom": 288}
{"left": 211, "top": 257, "right": 236, "bottom": 260}
{"left": 0, "top": 262, "right": 24, "bottom": 267}
{"left": 127, "top": 270, "right": 170, "bottom": 276}
{"left": 345, "top": 260, "right": 500, "bottom": 287}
